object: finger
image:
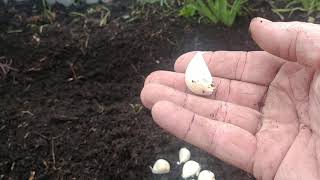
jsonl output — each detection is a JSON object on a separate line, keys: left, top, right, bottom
{"left": 144, "top": 71, "right": 267, "bottom": 110}
{"left": 141, "top": 83, "right": 262, "bottom": 134}
{"left": 152, "top": 101, "right": 257, "bottom": 172}
{"left": 250, "top": 17, "right": 320, "bottom": 69}
{"left": 174, "top": 51, "right": 284, "bottom": 86}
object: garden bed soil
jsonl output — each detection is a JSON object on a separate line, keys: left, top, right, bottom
{"left": 0, "top": 1, "right": 316, "bottom": 179}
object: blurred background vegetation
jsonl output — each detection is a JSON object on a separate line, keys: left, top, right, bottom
{"left": 32, "top": 0, "right": 320, "bottom": 27}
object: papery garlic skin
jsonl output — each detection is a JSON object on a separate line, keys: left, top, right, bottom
{"left": 182, "top": 160, "right": 201, "bottom": 179}
{"left": 150, "top": 159, "right": 170, "bottom": 174}
{"left": 198, "top": 170, "right": 215, "bottom": 180}
{"left": 185, "top": 52, "right": 215, "bottom": 96}
{"left": 177, "top": 147, "right": 191, "bottom": 165}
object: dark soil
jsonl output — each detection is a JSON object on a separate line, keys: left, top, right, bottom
{"left": 0, "top": 1, "right": 317, "bottom": 180}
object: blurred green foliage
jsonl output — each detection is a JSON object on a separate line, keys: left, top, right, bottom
{"left": 179, "top": 0, "right": 247, "bottom": 26}
{"left": 272, "top": 0, "right": 320, "bottom": 20}
{"left": 137, "top": 0, "right": 247, "bottom": 26}
{"left": 297, "top": 0, "right": 320, "bottom": 13}
{"left": 137, "top": 0, "right": 172, "bottom": 7}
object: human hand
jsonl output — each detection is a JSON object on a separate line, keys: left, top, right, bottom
{"left": 140, "top": 17, "right": 320, "bottom": 180}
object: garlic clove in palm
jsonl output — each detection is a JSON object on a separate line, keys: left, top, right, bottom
{"left": 177, "top": 147, "right": 191, "bottom": 165}
{"left": 185, "top": 52, "right": 215, "bottom": 96}
{"left": 149, "top": 159, "right": 170, "bottom": 174}
{"left": 182, "top": 160, "right": 201, "bottom": 179}
{"left": 198, "top": 170, "right": 215, "bottom": 180}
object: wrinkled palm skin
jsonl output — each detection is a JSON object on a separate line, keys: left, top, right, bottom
{"left": 140, "top": 18, "right": 320, "bottom": 180}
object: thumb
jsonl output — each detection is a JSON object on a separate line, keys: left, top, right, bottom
{"left": 249, "top": 17, "right": 320, "bottom": 69}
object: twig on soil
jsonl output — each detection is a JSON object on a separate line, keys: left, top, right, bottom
{"left": 0, "top": 125, "right": 6, "bottom": 132}
{"left": 51, "top": 115, "right": 79, "bottom": 122}
{"left": 130, "top": 63, "right": 138, "bottom": 74}
{"left": 68, "top": 63, "right": 78, "bottom": 81}
{"left": 0, "top": 57, "right": 18, "bottom": 79}
{"left": 67, "top": 62, "right": 85, "bottom": 81}
{"left": 32, "top": 34, "right": 41, "bottom": 46}
{"left": 32, "top": 132, "right": 50, "bottom": 141}
{"left": 85, "top": 32, "right": 90, "bottom": 49}
{"left": 10, "top": 162, "right": 15, "bottom": 172}
{"left": 51, "top": 138, "right": 56, "bottom": 170}
{"left": 32, "top": 132, "right": 60, "bottom": 169}
{"left": 25, "top": 57, "right": 47, "bottom": 72}
{"left": 93, "top": 99, "right": 106, "bottom": 113}
{"left": 21, "top": 111, "right": 34, "bottom": 116}
{"left": 42, "top": 160, "right": 49, "bottom": 170}
{"left": 28, "top": 171, "right": 35, "bottom": 180}
{"left": 78, "top": 16, "right": 90, "bottom": 55}
{"left": 32, "top": 132, "right": 62, "bottom": 141}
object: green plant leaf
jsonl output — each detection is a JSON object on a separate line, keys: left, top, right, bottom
{"left": 226, "top": 0, "right": 245, "bottom": 26}
{"left": 179, "top": 3, "right": 197, "bottom": 17}
{"left": 207, "top": 0, "right": 216, "bottom": 11}
{"left": 180, "top": 0, "right": 247, "bottom": 26}
{"left": 218, "top": 0, "right": 228, "bottom": 20}
{"left": 195, "top": 0, "right": 217, "bottom": 23}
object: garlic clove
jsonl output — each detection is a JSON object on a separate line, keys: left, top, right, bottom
{"left": 149, "top": 159, "right": 170, "bottom": 174}
{"left": 185, "top": 52, "right": 215, "bottom": 96}
{"left": 177, "top": 147, "right": 191, "bottom": 165}
{"left": 198, "top": 170, "right": 215, "bottom": 180}
{"left": 182, "top": 160, "right": 201, "bottom": 179}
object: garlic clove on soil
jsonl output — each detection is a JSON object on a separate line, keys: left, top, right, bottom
{"left": 149, "top": 159, "right": 170, "bottom": 174}
{"left": 177, "top": 147, "right": 191, "bottom": 165}
{"left": 185, "top": 52, "right": 215, "bottom": 96}
{"left": 198, "top": 170, "right": 215, "bottom": 180}
{"left": 182, "top": 160, "right": 201, "bottom": 179}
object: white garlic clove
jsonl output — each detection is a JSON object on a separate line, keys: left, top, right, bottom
{"left": 198, "top": 170, "right": 215, "bottom": 180}
{"left": 177, "top": 147, "right": 191, "bottom": 165}
{"left": 182, "top": 160, "right": 201, "bottom": 179}
{"left": 185, "top": 52, "right": 215, "bottom": 96}
{"left": 149, "top": 159, "right": 170, "bottom": 174}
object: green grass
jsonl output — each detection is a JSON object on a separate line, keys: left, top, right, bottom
{"left": 179, "top": 0, "right": 247, "bottom": 26}
{"left": 136, "top": 0, "right": 247, "bottom": 26}
{"left": 272, "top": 0, "right": 320, "bottom": 20}
{"left": 298, "top": 0, "right": 320, "bottom": 13}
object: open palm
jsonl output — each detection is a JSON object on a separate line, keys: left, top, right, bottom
{"left": 141, "top": 18, "right": 320, "bottom": 180}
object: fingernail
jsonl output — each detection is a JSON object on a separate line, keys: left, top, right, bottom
{"left": 253, "top": 17, "right": 272, "bottom": 24}
{"left": 249, "top": 17, "right": 272, "bottom": 36}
